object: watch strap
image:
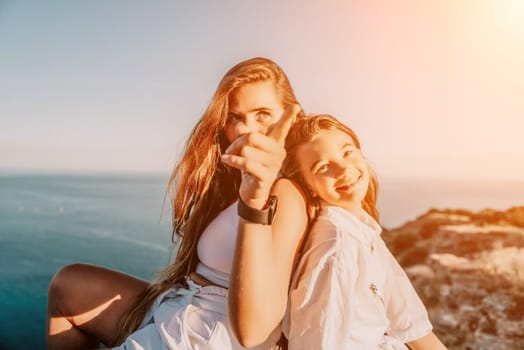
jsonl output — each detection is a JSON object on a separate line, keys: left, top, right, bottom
{"left": 237, "top": 195, "right": 278, "bottom": 225}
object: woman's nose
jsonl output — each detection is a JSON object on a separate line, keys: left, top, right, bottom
{"left": 241, "top": 117, "right": 265, "bottom": 134}
{"left": 233, "top": 121, "right": 251, "bottom": 136}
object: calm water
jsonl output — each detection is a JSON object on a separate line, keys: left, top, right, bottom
{"left": 0, "top": 174, "right": 173, "bottom": 349}
{"left": 1, "top": 173, "right": 523, "bottom": 349}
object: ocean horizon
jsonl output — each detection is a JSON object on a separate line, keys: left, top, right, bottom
{"left": 1, "top": 172, "right": 523, "bottom": 349}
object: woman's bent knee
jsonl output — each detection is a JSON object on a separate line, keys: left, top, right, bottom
{"left": 48, "top": 263, "right": 91, "bottom": 314}
{"left": 48, "top": 263, "right": 149, "bottom": 318}
{"left": 49, "top": 264, "right": 89, "bottom": 296}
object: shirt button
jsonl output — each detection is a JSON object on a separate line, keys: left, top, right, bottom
{"left": 370, "top": 283, "right": 384, "bottom": 302}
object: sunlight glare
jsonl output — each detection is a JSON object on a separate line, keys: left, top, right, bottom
{"left": 496, "top": 0, "right": 524, "bottom": 33}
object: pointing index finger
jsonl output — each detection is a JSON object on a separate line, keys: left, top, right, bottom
{"left": 267, "top": 103, "right": 301, "bottom": 145}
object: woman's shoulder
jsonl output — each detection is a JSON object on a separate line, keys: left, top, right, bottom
{"left": 272, "top": 177, "right": 304, "bottom": 196}
{"left": 271, "top": 178, "right": 308, "bottom": 211}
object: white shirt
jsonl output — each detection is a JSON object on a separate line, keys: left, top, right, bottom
{"left": 283, "top": 205, "right": 432, "bottom": 350}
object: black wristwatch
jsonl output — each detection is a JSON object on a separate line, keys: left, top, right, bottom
{"left": 237, "top": 195, "right": 278, "bottom": 225}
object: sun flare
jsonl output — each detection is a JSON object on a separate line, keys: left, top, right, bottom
{"left": 495, "top": 0, "right": 524, "bottom": 33}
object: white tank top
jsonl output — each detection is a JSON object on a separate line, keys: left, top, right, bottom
{"left": 197, "top": 201, "right": 239, "bottom": 284}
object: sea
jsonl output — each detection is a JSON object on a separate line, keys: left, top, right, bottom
{"left": 1, "top": 173, "right": 523, "bottom": 349}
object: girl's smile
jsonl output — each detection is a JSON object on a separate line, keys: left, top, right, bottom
{"left": 335, "top": 174, "right": 363, "bottom": 193}
{"left": 296, "top": 128, "right": 370, "bottom": 216}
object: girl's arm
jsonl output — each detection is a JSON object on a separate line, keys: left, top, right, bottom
{"left": 377, "top": 237, "right": 448, "bottom": 349}
{"left": 407, "top": 331, "right": 448, "bottom": 350}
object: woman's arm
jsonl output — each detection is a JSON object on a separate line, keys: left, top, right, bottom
{"left": 229, "top": 179, "right": 308, "bottom": 347}
{"left": 223, "top": 105, "right": 309, "bottom": 347}
{"left": 407, "top": 332, "right": 448, "bottom": 350}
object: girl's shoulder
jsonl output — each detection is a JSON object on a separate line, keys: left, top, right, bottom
{"left": 312, "top": 206, "right": 381, "bottom": 250}
{"left": 304, "top": 212, "right": 343, "bottom": 254}
{"left": 316, "top": 206, "right": 352, "bottom": 236}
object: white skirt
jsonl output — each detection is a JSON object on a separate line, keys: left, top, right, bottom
{"left": 113, "top": 278, "right": 281, "bottom": 350}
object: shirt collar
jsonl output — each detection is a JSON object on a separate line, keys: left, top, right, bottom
{"left": 320, "top": 205, "right": 382, "bottom": 245}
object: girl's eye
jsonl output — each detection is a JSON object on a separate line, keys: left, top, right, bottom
{"left": 317, "top": 164, "right": 330, "bottom": 174}
{"left": 343, "top": 146, "right": 356, "bottom": 158}
{"left": 255, "top": 111, "right": 272, "bottom": 123}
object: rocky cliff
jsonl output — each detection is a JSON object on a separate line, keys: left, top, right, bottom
{"left": 382, "top": 206, "right": 524, "bottom": 350}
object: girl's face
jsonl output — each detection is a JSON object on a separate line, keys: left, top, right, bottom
{"left": 225, "top": 80, "right": 284, "bottom": 143}
{"left": 296, "top": 128, "right": 369, "bottom": 216}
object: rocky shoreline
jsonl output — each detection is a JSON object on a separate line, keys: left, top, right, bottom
{"left": 382, "top": 206, "right": 524, "bottom": 350}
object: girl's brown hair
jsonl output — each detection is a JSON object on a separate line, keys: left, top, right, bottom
{"left": 281, "top": 114, "right": 379, "bottom": 223}
{"left": 114, "top": 57, "right": 299, "bottom": 344}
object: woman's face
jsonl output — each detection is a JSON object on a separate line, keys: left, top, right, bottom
{"left": 296, "top": 128, "right": 369, "bottom": 216}
{"left": 225, "top": 80, "right": 285, "bottom": 143}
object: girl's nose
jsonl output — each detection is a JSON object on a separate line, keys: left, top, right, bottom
{"left": 335, "top": 161, "right": 357, "bottom": 179}
{"left": 333, "top": 163, "right": 347, "bottom": 178}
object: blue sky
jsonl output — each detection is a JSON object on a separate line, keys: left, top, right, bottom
{"left": 1, "top": 0, "right": 523, "bottom": 180}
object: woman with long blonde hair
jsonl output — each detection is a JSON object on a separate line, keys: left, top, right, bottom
{"left": 46, "top": 57, "right": 308, "bottom": 349}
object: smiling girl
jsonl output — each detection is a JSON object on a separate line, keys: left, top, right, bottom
{"left": 280, "top": 114, "right": 448, "bottom": 350}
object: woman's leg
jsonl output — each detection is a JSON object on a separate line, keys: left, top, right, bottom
{"left": 46, "top": 263, "right": 150, "bottom": 350}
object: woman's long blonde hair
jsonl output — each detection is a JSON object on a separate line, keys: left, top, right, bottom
{"left": 281, "top": 114, "right": 380, "bottom": 223}
{"left": 114, "top": 57, "right": 299, "bottom": 344}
